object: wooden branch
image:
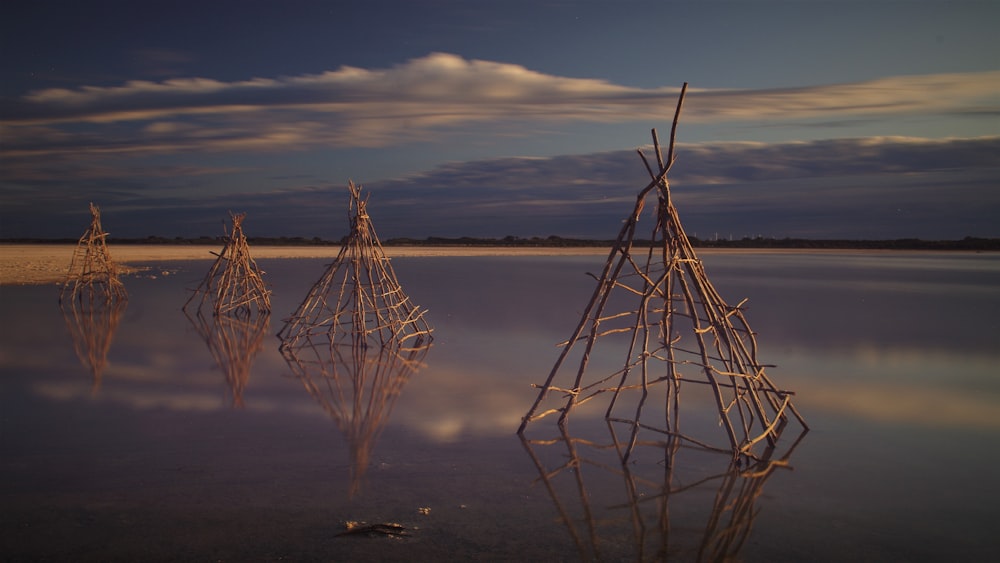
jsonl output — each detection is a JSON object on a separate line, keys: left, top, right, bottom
{"left": 518, "top": 81, "right": 805, "bottom": 461}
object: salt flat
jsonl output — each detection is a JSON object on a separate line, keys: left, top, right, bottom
{"left": 0, "top": 244, "right": 612, "bottom": 285}
{"left": 0, "top": 243, "right": 903, "bottom": 286}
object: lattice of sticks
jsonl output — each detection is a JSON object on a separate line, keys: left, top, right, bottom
{"left": 278, "top": 181, "right": 432, "bottom": 349}
{"left": 59, "top": 202, "right": 128, "bottom": 306}
{"left": 183, "top": 212, "right": 271, "bottom": 318}
{"left": 518, "top": 85, "right": 806, "bottom": 461}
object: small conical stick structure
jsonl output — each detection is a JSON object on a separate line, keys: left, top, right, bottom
{"left": 60, "top": 202, "right": 127, "bottom": 306}
{"left": 278, "top": 181, "right": 432, "bottom": 349}
{"left": 518, "top": 84, "right": 806, "bottom": 461}
{"left": 183, "top": 212, "right": 271, "bottom": 318}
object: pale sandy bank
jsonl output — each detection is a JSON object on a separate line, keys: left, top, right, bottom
{"left": 0, "top": 243, "right": 912, "bottom": 286}
{"left": 0, "top": 244, "right": 613, "bottom": 286}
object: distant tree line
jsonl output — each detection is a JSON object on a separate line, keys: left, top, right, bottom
{"left": 687, "top": 235, "right": 1000, "bottom": 251}
{"left": 3, "top": 234, "right": 999, "bottom": 250}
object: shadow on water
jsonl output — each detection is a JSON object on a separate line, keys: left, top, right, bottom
{"left": 521, "top": 421, "right": 806, "bottom": 561}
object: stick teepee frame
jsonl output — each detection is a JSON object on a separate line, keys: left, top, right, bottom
{"left": 278, "top": 181, "right": 432, "bottom": 349}
{"left": 518, "top": 84, "right": 806, "bottom": 460}
{"left": 60, "top": 202, "right": 128, "bottom": 306}
{"left": 183, "top": 212, "right": 271, "bottom": 318}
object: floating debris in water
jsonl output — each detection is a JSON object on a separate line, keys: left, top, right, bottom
{"left": 336, "top": 521, "right": 410, "bottom": 538}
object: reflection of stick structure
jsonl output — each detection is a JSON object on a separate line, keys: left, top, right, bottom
{"left": 520, "top": 424, "right": 804, "bottom": 562}
{"left": 280, "top": 334, "right": 431, "bottom": 497}
{"left": 278, "top": 181, "right": 432, "bottom": 349}
{"left": 518, "top": 85, "right": 806, "bottom": 460}
{"left": 60, "top": 298, "right": 127, "bottom": 393}
{"left": 60, "top": 202, "right": 128, "bottom": 306}
{"left": 186, "top": 311, "right": 271, "bottom": 407}
{"left": 183, "top": 212, "right": 271, "bottom": 317}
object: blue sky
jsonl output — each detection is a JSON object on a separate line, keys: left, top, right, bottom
{"left": 2, "top": 0, "right": 998, "bottom": 239}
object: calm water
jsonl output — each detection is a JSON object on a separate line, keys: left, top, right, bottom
{"left": 2, "top": 251, "right": 999, "bottom": 561}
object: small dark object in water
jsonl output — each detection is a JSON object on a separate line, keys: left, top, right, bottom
{"left": 336, "top": 522, "right": 410, "bottom": 538}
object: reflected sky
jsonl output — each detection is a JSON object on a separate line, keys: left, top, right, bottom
{"left": 3, "top": 252, "right": 998, "bottom": 436}
{"left": 2, "top": 251, "right": 999, "bottom": 560}
{"left": 3, "top": 253, "right": 998, "bottom": 432}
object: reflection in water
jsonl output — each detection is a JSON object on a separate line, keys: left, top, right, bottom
{"left": 5, "top": 253, "right": 999, "bottom": 560}
{"left": 280, "top": 333, "right": 431, "bottom": 497}
{"left": 59, "top": 299, "right": 128, "bottom": 393}
{"left": 521, "top": 422, "right": 804, "bottom": 561}
{"left": 185, "top": 310, "right": 271, "bottom": 407}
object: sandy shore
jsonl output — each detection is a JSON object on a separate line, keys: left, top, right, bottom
{"left": 1, "top": 243, "right": 934, "bottom": 286}
{"left": 0, "top": 244, "right": 613, "bottom": 286}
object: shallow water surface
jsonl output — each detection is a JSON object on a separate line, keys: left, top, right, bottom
{"left": 1, "top": 252, "right": 998, "bottom": 561}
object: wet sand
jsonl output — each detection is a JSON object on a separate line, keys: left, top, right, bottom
{"left": 0, "top": 244, "right": 612, "bottom": 286}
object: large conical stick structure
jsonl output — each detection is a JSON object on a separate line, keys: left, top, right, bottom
{"left": 278, "top": 181, "right": 432, "bottom": 349}
{"left": 60, "top": 202, "right": 128, "bottom": 306}
{"left": 518, "top": 84, "right": 806, "bottom": 461}
{"left": 183, "top": 212, "right": 271, "bottom": 318}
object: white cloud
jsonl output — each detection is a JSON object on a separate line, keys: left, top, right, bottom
{"left": 687, "top": 72, "right": 1000, "bottom": 122}
{"left": 3, "top": 53, "right": 997, "bottom": 158}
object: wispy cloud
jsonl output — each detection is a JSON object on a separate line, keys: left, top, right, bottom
{"left": 2, "top": 53, "right": 998, "bottom": 159}
{"left": 5, "top": 135, "right": 995, "bottom": 240}
{"left": 687, "top": 72, "right": 1000, "bottom": 121}
{"left": 361, "top": 135, "right": 1000, "bottom": 238}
